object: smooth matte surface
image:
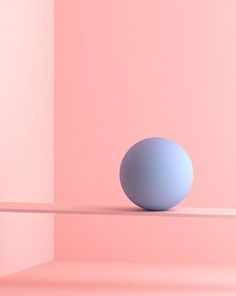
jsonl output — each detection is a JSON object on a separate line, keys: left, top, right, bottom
{"left": 1, "top": 202, "right": 236, "bottom": 218}
{"left": 0, "top": 0, "right": 54, "bottom": 277}
{"left": 120, "top": 137, "right": 193, "bottom": 210}
{"left": 1, "top": 260, "right": 236, "bottom": 295}
{"left": 55, "top": 0, "right": 236, "bottom": 264}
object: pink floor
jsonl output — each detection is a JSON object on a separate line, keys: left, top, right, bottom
{"left": 1, "top": 261, "right": 236, "bottom": 295}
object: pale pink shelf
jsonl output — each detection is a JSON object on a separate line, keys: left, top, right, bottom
{"left": 0, "top": 202, "right": 236, "bottom": 218}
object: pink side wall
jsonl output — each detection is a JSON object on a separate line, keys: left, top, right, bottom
{"left": 0, "top": 0, "right": 54, "bottom": 277}
{"left": 55, "top": 0, "right": 236, "bottom": 264}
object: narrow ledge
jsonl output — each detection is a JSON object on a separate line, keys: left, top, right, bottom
{"left": 0, "top": 202, "right": 236, "bottom": 218}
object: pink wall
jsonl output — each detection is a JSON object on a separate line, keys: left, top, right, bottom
{"left": 0, "top": 0, "right": 54, "bottom": 277}
{"left": 55, "top": 0, "right": 236, "bottom": 264}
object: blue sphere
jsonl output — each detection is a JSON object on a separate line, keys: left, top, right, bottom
{"left": 120, "top": 137, "right": 193, "bottom": 211}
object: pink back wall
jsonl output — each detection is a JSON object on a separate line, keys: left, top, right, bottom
{"left": 55, "top": 0, "right": 236, "bottom": 264}
{"left": 0, "top": 0, "right": 54, "bottom": 277}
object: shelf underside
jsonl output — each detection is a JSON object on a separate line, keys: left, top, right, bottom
{"left": 0, "top": 202, "right": 236, "bottom": 218}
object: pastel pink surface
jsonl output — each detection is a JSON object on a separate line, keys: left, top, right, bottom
{"left": 2, "top": 202, "right": 236, "bottom": 218}
{"left": 55, "top": 0, "right": 236, "bottom": 264}
{"left": 1, "top": 261, "right": 236, "bottom": 295}
{"left": 0, "top": 0, "right": 54, "bottom": 276}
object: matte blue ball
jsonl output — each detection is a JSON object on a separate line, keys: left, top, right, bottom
{"left": 120, "top": 137, "right": 193, "bottom": 211}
